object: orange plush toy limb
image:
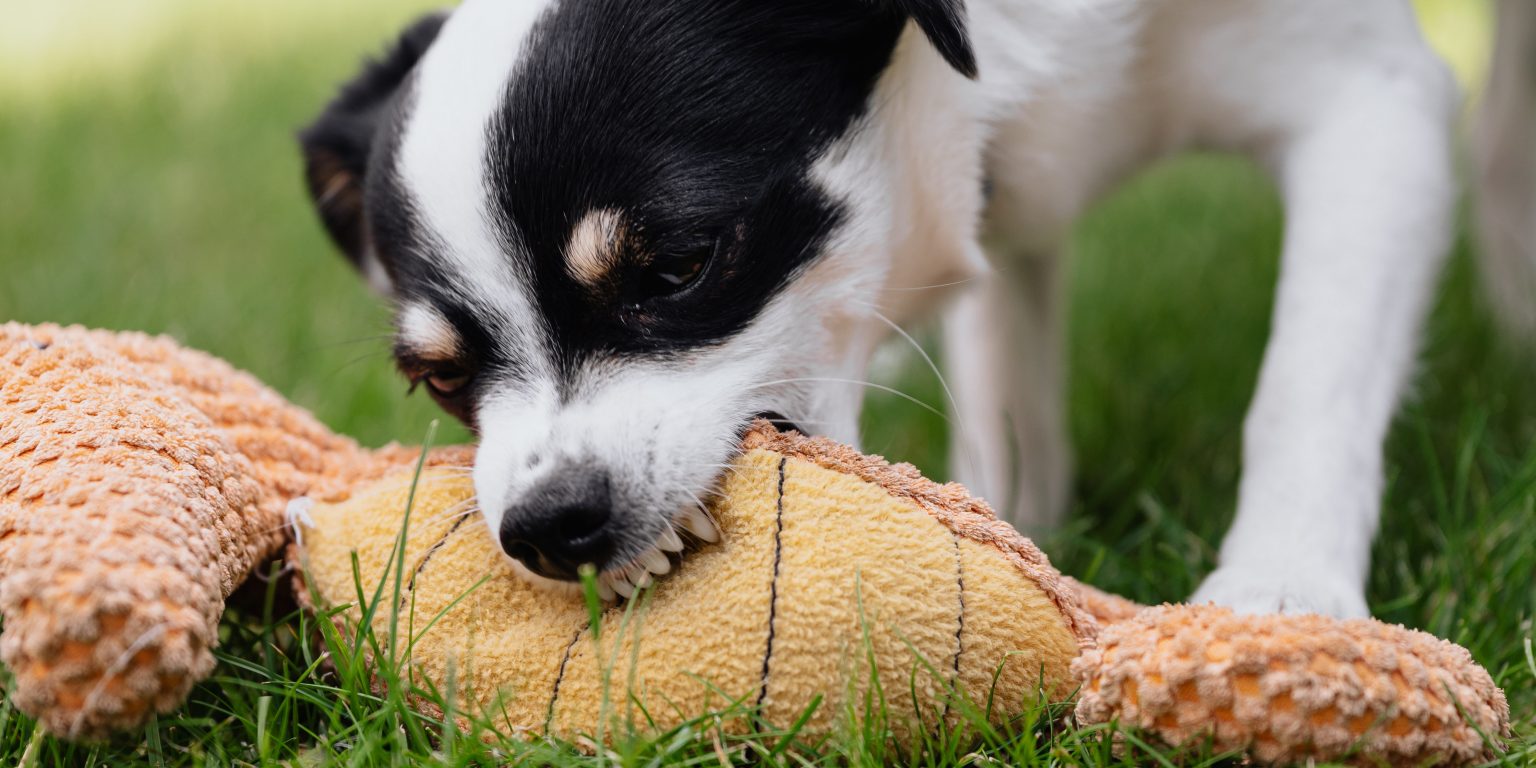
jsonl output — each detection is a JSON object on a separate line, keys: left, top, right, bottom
{"left": 1070, "top": 594, "right": 1511, "bottom": 765}
{"left": 0, "top": 323, "right": 470, "bottom": 739}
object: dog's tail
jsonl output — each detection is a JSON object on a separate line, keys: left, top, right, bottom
{"left": 1476, "top": 0, "right": 1536, "bottom": 336}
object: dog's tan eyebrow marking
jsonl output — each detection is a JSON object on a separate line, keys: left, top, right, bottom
{"left": 396, "top": 303, "right": 462, "bottom": 359}
{"left": 565, "top": 209, "right": 627, "bottom": 286}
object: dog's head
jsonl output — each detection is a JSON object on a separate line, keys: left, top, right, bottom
{"left": 299, "top": 0, "right": 977, "bottom": 597}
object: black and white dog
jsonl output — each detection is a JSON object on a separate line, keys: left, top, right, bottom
{"left": 300, "top": 0, "right": 1469, "bottom": 615}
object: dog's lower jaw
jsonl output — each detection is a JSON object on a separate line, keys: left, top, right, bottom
{"left": 506, "top": 557, "right": 585, "bottom": 596}
{"left": 505, "top": 547, "right": 665, "bottom": 602}
{"left": 507, "top": 508, "right": 720, "bottom": 602}
{"left": 1191, "top": 564, "right": 1369, "bottom": 619}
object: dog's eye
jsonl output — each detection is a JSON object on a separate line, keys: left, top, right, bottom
{"left": 640, "top": 246, "right": 712, "bottom": 297}
{"left": 424, "top": 369, "right": 472, "bottom": 397}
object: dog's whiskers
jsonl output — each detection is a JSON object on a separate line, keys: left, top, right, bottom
{"left": 419, "top": 499, "right": 480, "bottom": 527}
{"left": 879, "top": 275, "right": 983, "bottom": 293}
{"left": 751, "top": 417, "right": 841, "bottom": 430}
{"left": 311, "top": 333, "right": 397, "bottom": 351}
{"left": 671, "top": 484, "right": 722, "bottom": 544}
{"left": 862, "top": 306, "right": 979, "bottom": 485}
{"left": 329, "top": 348, "right": 395, "bottom": 378}
{"left": 739, "top": 377, "right": 949, "bottom": 422}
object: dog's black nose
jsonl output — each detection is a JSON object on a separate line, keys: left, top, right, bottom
{"left": 499, "top": 471, "right": 616, "bottom": 581}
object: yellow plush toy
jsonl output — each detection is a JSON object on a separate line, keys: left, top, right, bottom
{"left": 0, "top": 324, "right": 1513, "bottom": 764}
{"left": 290, "top": 425, "right": 1091, "bottom": 746}
{"left": 292, "top": 438, "right": 1510, "bottom": 763}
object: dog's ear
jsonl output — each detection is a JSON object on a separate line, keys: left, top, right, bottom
{"left": 298, "top": 12, "right": 446, "bottom": 290}
{"left": 877, "top": 0, "right": 977, "bottom": 78}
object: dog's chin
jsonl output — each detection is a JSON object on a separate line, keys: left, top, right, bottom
{"left": 504, "top": 557, "right": 585, "bottom": 596}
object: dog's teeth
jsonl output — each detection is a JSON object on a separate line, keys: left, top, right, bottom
{"left": 657, "top": 527, "right": 685, "bottom": 553}
{"left": 680, "top": 508, "right": 721, "bottom": 543}
{"left": 641, "top": 547, "right": 671, "bottom": 576}
{"left": 594, "top": 578, "right": 616, "bottom": 602}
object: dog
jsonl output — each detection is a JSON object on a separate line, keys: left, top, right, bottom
{"left": 299, "top": 0, "right": 1476, "bottom": 615}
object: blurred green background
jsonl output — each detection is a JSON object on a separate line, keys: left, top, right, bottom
{"left": 1, "top": 0, "right": 1533, "bottom": 758}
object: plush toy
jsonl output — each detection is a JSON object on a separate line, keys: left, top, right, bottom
{"left": 0, "top": 323, "right": 1512, "bottom": 765}
{"left": 293, "top": 455, "right": 1510, "bottom": 763}
{"left": 289, "top": 425, "right": 1091, "bottom": 746}
{"left": 0, "top": 323, "right": 466, "bottom": 738}
{"left": 1071, "top": 595, "right": 1510, "bottom": 765}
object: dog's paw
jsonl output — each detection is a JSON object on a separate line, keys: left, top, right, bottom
{"left": 1191, "top": 565, "right": 1369, "bottom": 619}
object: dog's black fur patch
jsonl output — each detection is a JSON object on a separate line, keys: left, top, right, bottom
{"left": 483, "top": 0, "right": 904, "bottom": 378}
{"left": 880, "top": 0, "right": 977, "bottom": 77}
{"left": 304, "top": 1, "right": 975, "bottom": 403}
{"left": 299, "top": 12, "right": 446, "bottom": 267}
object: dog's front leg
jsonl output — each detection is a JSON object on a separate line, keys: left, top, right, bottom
{"left": 1193, "top": 64, "right": 1458, "bottom": 618}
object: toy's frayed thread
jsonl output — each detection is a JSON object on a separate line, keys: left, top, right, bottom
{"left": 68, "top": 623, "right": 169, "bottom": 740}
{"left": 285, "top": 497, "right": 316, "bottom": 550}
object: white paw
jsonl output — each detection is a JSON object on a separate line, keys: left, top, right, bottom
{"left": 1191, "top": 565, "right": 1369, "bottom": 619}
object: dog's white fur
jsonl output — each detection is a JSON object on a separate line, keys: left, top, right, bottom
{"left": 819, "top": 0, "right": 1457, "bottom": 618}
{"left": 395, "top": 0, "right": 1459, "bottom": 616}
{"left": 396, "top": 0, "right": 545, "bottom": 345}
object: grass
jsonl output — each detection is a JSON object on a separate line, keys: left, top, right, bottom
{"left": 1, "top": 0, "right": 1533, "bottom": 764}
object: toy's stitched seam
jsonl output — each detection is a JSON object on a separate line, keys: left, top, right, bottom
{"left": 943, "top": 535, "right": 965, "bottom": 722}
{"left": 404, "top": 511, "right": 473, "bottom": 594}
{"left": 739, "top": 425, "right": 1095, "bottom": 643}
{"left": 755, "top": 455, "right": 788, "bottom": 711}
{"left": 546, "top": 623, "right": 586, "bottom": 731}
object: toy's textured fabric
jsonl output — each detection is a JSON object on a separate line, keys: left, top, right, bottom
{"left": 293, "top": 426, "right": 1092, "bottom": 747}
{"left": 1072, "top": 604, "right": 1511, "bottom": 765}
{"left": 1062, "top": 577, "right": 1142, "bottom": 626}
{"left": 0, "top": 323, "right": 470, "bottom": 738}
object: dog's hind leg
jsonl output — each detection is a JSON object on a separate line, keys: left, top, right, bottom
{"left": 943, "top": 241, "right": 1070, "bottom": 535}
{"left": 940, "top": 94, "right": 1140, "bottom": 535}
{"left": 1476, "top": 0, "right": 1536, "bottom": 336}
